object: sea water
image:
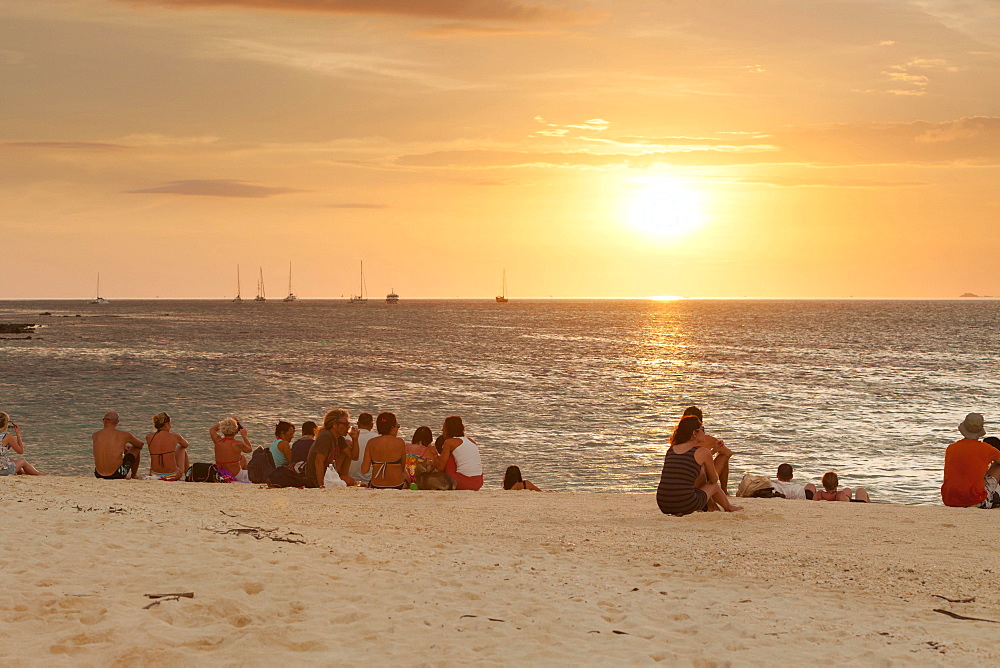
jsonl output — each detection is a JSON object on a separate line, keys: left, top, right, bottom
{"left": 2, "top": 299, "right": 998, "bottom": 505}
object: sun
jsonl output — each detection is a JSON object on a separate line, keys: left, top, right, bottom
{"left": 625, "top": 179, "right": 704, "bottom": 237}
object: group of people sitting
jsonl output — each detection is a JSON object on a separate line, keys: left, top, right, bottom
{"left": 89, "top": 409, "right": 488, "bottom": 490}
{"left": 767, "top": 464, "right": 870, "bottom": 502}
{"left": 656, "top": 406, "right": 872, "bottom": 516}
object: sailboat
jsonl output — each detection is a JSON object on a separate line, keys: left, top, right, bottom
{"left": 89, "top": 273, "right": 110, "bottom": 305}
{"left": 233, "top": 265, "right": 243, "bottom": 303}
{"left": 283, "top": 262, "right": 297, "bottom": 302}
{"left": 254, "top": 267, "right": 266, "bottom": 302}
{"left": 349, "top": 261, "right": 368, "bottom": 303}
{"left": 386, "top": 289, "right": 399, "bottom": 304}
{"left": 495, "top": 269, "right": 509, "bottom": 303}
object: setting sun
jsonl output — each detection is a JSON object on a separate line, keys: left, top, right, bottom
{"left": 625, "top": 179, "right": 705, "bottom": 238}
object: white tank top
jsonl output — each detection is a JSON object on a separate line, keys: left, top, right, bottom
{"left": 451, "top": 437, "right": 482, "bottom": 477}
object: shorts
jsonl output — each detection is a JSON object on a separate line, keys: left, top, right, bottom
{"left": 980, "top": 476, "right": 1000, "bottom": 509}
{"left": 95, "top": 452, "right": 136, "bottom": 480}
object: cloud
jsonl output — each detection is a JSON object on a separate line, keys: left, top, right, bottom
{"left": 393, "top": 117, "right": 1000, "bottom": 169}
{"left": 531, "top": 116, "right": 609, "bottom": 137}
{"left": 738, "top": 177, "right": 930, "bottom": 188}
{"left": 127, "top": 179, "right": 303, "bottom": 198}
{"left": 325, "top": 202, "right": 387, "bottom": 208}
{"left": 4, "top": 141, "right": 129, "bottom": 151}
{"left": 118, "top": 0, "right": 599, "bottom": 22}
{"left": 881, "top": 57, "right": 960, "bottom": 96}
{"left": 417, "top": 22, "right": 569, "bottom": 37}
{"left": 205, "top": 39, "right": 477, "bottom": 90}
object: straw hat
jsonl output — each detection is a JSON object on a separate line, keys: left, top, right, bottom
{"left": 959, "top": 412, "right": 986, "bottom": 439}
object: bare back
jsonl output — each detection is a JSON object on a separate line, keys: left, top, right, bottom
{"left": 146, "top": 431, "right": 184, "bottom": 474}
{"left": 92, "top": 427, "right": 139, "bottom": 476}
{"left": 365, "top": 435, "right": 406, "bottom": 487}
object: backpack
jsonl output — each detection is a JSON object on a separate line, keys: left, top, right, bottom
{"left": 247, "top": 446, "right": 276, "bottom": 484}
{"left": 736, "top": 473, "right": 774, "bottom": 498}
{"left": 266, "top": 467, "right": 313, "bottom": 489}
{"left": 186, "top": 462, "right": 219, "bottom": 483}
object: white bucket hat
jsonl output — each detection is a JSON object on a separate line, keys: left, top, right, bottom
{"left": 959, "top": 412, "right": 986, "bottom": 439}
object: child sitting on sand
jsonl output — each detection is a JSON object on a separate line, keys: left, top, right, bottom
{"left": 814, "top": 471, "right": 870, "bottom": 503}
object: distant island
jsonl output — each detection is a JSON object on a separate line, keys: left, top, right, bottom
{"left": 960, "top": 293, "right": 998, "bottom": 298}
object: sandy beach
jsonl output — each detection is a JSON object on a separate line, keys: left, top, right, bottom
{"left": 1, "top": 477, "right": 996, "bottom": 665}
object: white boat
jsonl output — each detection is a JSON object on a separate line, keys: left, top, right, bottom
{"left": 283, "top": 262, "right": 297, "bottom": 302}
{"left": 495, "top": 269, "right": 509, "bottom": 303}
{"left": 254, "top": 267, "right": 266, "bottom": 302}
{"left": 89, "top": 273, "right": 110, "bottom": 305}
{"left": 349, "top": 261, "right": 368, "bottom": 303}
{"left": 233, "top": 265, "right": 243, "bottom": 303}
{"left": 386, "top": 290, "right": 399, "bottom": 304}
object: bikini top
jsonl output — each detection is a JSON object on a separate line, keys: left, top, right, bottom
{"left": 371, "top": 452, "right": 404, "bottom": 480}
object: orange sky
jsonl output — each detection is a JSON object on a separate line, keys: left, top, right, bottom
{"left": 2, "top": 0, "right": 999, "bottom": 298}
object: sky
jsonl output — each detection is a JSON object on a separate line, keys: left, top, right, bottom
{"left": 1, "top": 0, "right": 999, "bottom": 299}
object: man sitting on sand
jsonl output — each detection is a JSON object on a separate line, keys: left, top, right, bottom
{"left": 92, "top": 411, "right": 143, "bottom": 479}
{"left": 770, "top": 463, "right": 816, "bottom": 500}
{"left": 942, "top": 413, "right": 1000, "bottom": 508}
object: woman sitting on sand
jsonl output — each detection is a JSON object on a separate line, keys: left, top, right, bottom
{"left": 656, "top": 415, "right": 741, "bottom": 516}
{"left": 270, "top": 421, "right": 295, "bottom": 468}
{"left": 210, "top": 417, "right": 253, "bottom": 482}
{"left": 0, "top": 412, "right": 44, "bottom": 476}
{"left": 503, "top": 465, "right": 541, "bottom": 491}
{"left": 436, "top": 415, "right": 483, "bottom": 491}
{"left": 362, "top": 412, "right": 407, "bottom": 489}
{"left": 145, "top": 412, "right": 190, "bottom": 481}
{"left": 404, "top": 426, "right": 437, "bottom": 486}
{"left": 814, "top": 471, "right": 870, "bottom": 502}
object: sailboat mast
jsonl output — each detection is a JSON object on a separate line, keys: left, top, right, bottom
{"left": 288, "top": 261, "right": 292, "bottom": 294}
{"left": 237, "top": 265, "right": 241, "bottom": 298}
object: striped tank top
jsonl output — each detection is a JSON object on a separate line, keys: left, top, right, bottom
{"left": 656, "top": 444, "right": 708, "bottom": 516}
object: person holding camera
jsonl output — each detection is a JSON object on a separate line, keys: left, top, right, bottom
{"left": 0, "top": 412, "right": 44, "bottom": 476}
{"left": 210, "top": 417, "right": 253, "bottom": 482}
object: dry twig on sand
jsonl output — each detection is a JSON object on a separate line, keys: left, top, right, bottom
{"left": 932, "top": 594, "right": 976, "bottom": 603}
{"left": 143, "top": 593, "right": 194, "bottom": 610}
{"left": 933, "top": 609, "right": 1000, "bottom": 623}
{"left": 210, "top": 524, "right": 307, "bottom": 544}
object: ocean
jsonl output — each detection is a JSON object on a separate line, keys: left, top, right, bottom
{"left": 2, "top": 299, "right": 997, "bottom": 504}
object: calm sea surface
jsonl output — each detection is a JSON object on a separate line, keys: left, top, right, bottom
{"left": 2, "top": 299, "right": 998, "bottom": 504}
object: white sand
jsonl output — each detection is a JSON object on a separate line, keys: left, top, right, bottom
{"left": 1, "top": 477, "right": 996, "bottom": 665}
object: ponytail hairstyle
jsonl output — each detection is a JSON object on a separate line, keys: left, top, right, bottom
{"left": 152, "top": 412, "right": 170, "bottom": 431}
{"left": 375, "top": 412, "right": 398, "bottom": 436}
{"left": 670, "top": 415, "right": 702, "bottom": 446}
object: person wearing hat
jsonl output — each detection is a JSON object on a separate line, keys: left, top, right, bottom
{"left": 92, "top": 411, "right": 144, "bottom": 480}
{"left": 941, "top": 413, "right": 1000, "bottom": 507}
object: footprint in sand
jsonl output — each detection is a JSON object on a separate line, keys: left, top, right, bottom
{"left": 242, "top": 582, "right": 265, "bottom": 595}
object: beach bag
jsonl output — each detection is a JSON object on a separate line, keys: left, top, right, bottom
{"left": 266, "top": 467, "right": 312, "bottom": 489}
{"left": 247, "top": 446, "right": 276, "bottom": 484}
{"left": 186, "top": 463, "right": 219, "bottom": 483}
{"left": 736, "top": 473, "right": 774, "bottom": 498}
{"left": 324, "top": 464, "right": 347, "bottom": 488}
